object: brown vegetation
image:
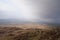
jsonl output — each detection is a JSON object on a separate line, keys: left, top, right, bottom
{"left": 0, "top": 24, "right": 60, "bottom": 40}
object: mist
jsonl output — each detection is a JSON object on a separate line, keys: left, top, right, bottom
{"left": 0, "top": 0, "right": 60, "bottom": 24}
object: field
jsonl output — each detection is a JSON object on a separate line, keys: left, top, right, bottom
{"left": 0, "top": 24, "right": 60, "bottom": 40}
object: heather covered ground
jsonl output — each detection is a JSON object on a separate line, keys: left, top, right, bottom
{"left": 0, "top": 24, "right": 60, "bottom": 40}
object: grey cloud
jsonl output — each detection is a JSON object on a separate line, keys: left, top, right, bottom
{"left": 0, "top": 0, "right": 60, "bottom": 24}
{"left": 25, "top": 0, "right": 60, "bottom": 23}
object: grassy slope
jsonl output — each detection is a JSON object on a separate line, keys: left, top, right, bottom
{"left": 0, "top": 24, "right": 60, "bottom": 40}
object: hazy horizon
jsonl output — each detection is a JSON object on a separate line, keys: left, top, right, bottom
{"left": 0, "top": 0, "right": 60, "bottom": 24}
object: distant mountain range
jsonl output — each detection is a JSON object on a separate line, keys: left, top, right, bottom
{"left": 0, "top": 19, "right": 60, "bottom": 25}
{"left": 0, "top": 19, "right": 25, "bottom": 24}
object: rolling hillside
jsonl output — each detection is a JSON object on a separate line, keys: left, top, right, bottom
{"left": 0, "top": 24, "right": 60, "bottom": 40}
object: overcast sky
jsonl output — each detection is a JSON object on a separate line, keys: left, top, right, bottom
{"left": 0, "top": 0, "right": 60, "bottom": 23}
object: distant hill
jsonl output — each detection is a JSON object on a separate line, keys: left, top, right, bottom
{"left": 0, "top": 19, "right": 60, "bottom": 25}
{"left": 0, "top": 19, "right": 29, "bottom": 24}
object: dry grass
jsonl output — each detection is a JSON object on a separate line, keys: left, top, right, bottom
{"left": 0, "top": 24, "right": 60, "bottom": 40}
